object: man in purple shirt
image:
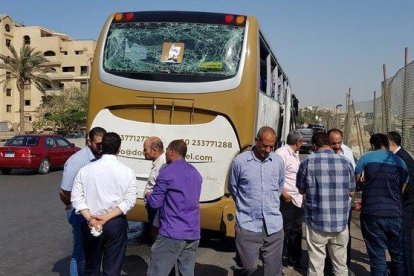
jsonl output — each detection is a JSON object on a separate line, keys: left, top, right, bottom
{"left": 146, "top": 139, "right": 202, "bottom": 276}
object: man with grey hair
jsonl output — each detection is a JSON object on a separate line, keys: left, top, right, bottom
{"left": 230, "top": 126, "right": 285, "bottom": 275}
{"left": 276, "top": 130, "right": 304, "bottom": 270}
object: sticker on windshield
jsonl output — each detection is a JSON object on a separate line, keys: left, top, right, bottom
{"left": 198, "top": 61, "right": 223, "bottom": 70}
{"left": 161, "top": 42, "right": 184, "bottom": 63}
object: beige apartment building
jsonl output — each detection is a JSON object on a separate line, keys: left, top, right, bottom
{"left": 0, "top": 14, "right": 96, "bottom": 132}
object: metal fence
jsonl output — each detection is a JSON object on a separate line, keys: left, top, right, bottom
{"left": 377, "top": 60, "right": 414, "bottom": 153}
{"left": 339, "top": 60, "right": 414, "bottom": 155}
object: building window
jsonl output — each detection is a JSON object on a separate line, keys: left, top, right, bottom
{"left": 80, "top": 66, "right": 88, "bottom": 76}
{"left": 5, "top": 24, "right": 10, "bottom": 32}
{"left": 6, "top": 72, "right": 11, "bottom": 80}
{"left": 6, "top": 89, "right": 11, "bottom": 96}
{"left": 6, "top": 105, "right": 12, "bottom": 113}
{"left": 44, "top": 50, "right": 56, "bottom": 56}
{"left": 80, "top": 81, "right": 88, "bottom": 90}
{"left": 6, "top": 39, "right": 11, "bottom": 47}
{"left": 23, "top": 35, "right": 31, "bottom": 45}
{"left": 62, "top": 66, "right": 75, "bottom": 73}
{"left": 25, "top": 116, "right": 32, "bottom": 122}
{"left": 62, "top": 51, "right": 68, "bottom": 55}
{"left": 75, "top": 50, "right": 84, "bottom": 55}
{"left": 25, "top": 100, "right": 31, "bottom": 106}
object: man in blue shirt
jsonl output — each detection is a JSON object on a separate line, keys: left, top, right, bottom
{"left": 229, "top": 126, "right": 285, "bottom": 276}
{"left": 59, "top": 127, "right": 106, "bottom": 276}
{"left": 146, "top": 139, "right": 202, "bottom": 276}
{"left": 297, "top": 132, "right": 355, "bottom": 276}
{"left": 355, "top": 133, "right": 408, "bottom": 275}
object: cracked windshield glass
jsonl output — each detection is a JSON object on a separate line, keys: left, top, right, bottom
{"left": 103, "top": 22, "right": 245, "bottom": 80}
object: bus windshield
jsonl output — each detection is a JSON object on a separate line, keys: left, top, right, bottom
{"left": 103, "top": 21, "right": 245, "bottom": 82}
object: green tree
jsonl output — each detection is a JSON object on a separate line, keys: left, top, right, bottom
{"left": 34, "top": 87, "right": 87, "bottom": 134}
{"left": 0, "top": 45, "right": 53, "bottom": 134}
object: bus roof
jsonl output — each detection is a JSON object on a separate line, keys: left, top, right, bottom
{"left": 110, "top": 11, "right": 248, "bottom": 27}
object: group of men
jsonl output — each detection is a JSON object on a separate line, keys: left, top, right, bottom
{"left": 58, "top": 125, "right": 414, "bottom": 276}
{"left": 59, "top": 128, "right": 202, "bottom": 275}
{"left": 230, "top": 127, "right": 414, "bottom": 276}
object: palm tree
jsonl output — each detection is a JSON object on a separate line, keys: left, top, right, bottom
{"left": 0, "top": 45, "right": 53, "bottom": 134}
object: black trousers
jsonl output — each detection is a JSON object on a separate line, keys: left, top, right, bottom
{"left": 82, "top": 215, "right": 128, "bottom": 276}
{"left": 144, "top": 204, "right": 158, "bottom": 241}
{"left": 280, "top": 200, "right": 303, "bottom": 265}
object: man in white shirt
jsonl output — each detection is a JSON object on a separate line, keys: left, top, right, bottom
{"left": 276, "top": 130, "right": 304, "bottom": 270}
{"left": 59, "top": 126, "right": 106, "bottom": 276}
{"left": 328, "top": 128, "right": 355, "bottom": 168}
{"left": 328, "top": 128, "right": 355, "bottom": 275}
{"left": 143, "top": 136, "right": 166, "bottom": 241}
{"left": 71, "top": 132, "right": 137, "bottom": 275}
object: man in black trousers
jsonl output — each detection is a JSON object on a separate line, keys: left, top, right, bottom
{"left": 71, "top": 132, "right": 138, "bottom": 275}
{"left": 388, "top": 131, "right": 414, "bottom": 275}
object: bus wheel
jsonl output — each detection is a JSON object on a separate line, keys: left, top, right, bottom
{"left": 38, "top": 159, "right": 50, "bottom": 174}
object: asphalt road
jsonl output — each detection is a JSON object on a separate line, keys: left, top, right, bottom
{"left": 0, "top": 169, "right": 238, "bottom": 276}
{"left": 0, "top": 167, "right": 371, "bottom": 276}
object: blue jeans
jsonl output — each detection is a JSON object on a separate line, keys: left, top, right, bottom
{"left": 67, "top": 209, "right": 85, "bottom": 276}
{"left": 127, "top": 221, "right": 145, "bottom": 240}
{"left": 361, "top": 216, "right": 404, "bottom": 276}
{"left": 147, "top": 235, "right": 199, "bottom": 276}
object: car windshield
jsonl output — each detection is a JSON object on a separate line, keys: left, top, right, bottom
{"left": 5, "top": 136, "right": 39, "bottom": 146}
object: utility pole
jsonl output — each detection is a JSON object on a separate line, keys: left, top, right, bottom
{"left": 373, "top": 91, "right": 376, "bottom": 134}
{"left": 402, "top": 47, "right": 409, "bottom": 146}
{"left": 383, "top": 64, "right": 389, "bottom": 132}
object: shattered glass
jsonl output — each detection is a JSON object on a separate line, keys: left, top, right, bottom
{"left": 103, "top": 22, "right": 245, "bottom": 79}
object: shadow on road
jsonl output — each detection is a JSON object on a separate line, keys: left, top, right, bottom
{"left": 195, "top": 263, "right": 229, "bottom": 276}
{"left": 199, "top": 231, "right": 235, "bottom": 253}
{"left": 1, "top": 167, "right": 62, "bottom": 175}
{"left": 121, "top": 254, "right": 148, "bottom": 275}
{"left": 51, "top": 255, "right": 70, "bottom": 276}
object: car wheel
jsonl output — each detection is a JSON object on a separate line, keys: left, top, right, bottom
{"left": 38, "top": 158, "right": 50, "bottom": 174}
{"left": 0, "top": 168, "right": 12, "bottom": 175}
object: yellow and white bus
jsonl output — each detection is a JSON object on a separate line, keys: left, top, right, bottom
{"left": 87, "top": 11, "right": 297, "bottom": 237}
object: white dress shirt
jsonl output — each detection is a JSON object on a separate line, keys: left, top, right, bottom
{"left": 71, "top": 154, "right": 138, "bottom": 215}
{"left": 393, "top": 146, "right": 402, "bottom": 154}
{"left": 144, "top": 153, "right": 166, "bottom": 194}
{"left": 340, "top": 144, "right": 356, "bottom": 169}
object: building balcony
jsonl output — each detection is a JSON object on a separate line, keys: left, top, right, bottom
{"left": 46, "top": 73, "right": 75, "bottom": 80}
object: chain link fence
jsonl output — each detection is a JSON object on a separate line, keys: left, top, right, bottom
{"left": 377, "top": 60, "right": 414, "bottom": 153}
{"left": 339, "top": 60, "right": 414, "bottom": 156}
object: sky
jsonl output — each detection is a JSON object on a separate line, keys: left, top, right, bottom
{"left": 3, "top": 0, "right": 413, "bottom": 108}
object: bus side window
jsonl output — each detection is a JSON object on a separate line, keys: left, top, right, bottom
{"left": 260, "top": 59, "right": 267, "bottom": 92}
{"left": 259, "top": 34, "right": 269, "bottom": 93}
